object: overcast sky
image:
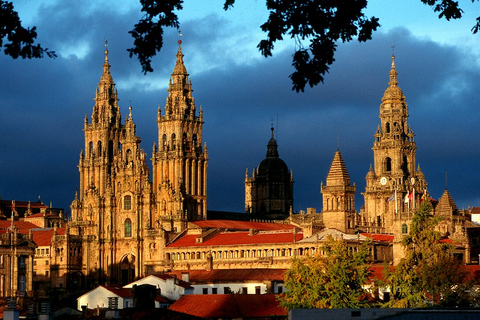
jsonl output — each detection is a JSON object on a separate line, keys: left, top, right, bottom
{"left": 1, "top": 0, "right": 480, "bottom": 214}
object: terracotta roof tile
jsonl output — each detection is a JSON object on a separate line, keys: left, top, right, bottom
{"left": 31, "top": 228, "right": 65, "bottom": 246}
{"left": 0, "top": 220, "right": 38, "bottom": 234}
{"left": 471, "top": 207, "right": 480, "bottom": 214}
{"left": 168, "top": 269, "right": 286, "bottom": 283}
{"left": 168, "top": 230, "right": 302, "bottom": 247}
{"left": 169, "top": 294, "right": 287, "bottom": 318}
{"left": 191, "top": 220, "right": 295, "bottom": 231}
{"left": 361, "top": 233, "right": 394, "bottom": 242}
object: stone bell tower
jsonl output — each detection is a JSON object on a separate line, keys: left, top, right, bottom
{"left": 70, "top": 44, "right": 152, "bottom": 286}
{"left": 152, "top": 40, "right": 208, "bottom": 231}
{"left": 321, "top": 150, "right": 356, "bottom": 233}
{"left": 361, "top": 55, "right": 427, "bottom": 234}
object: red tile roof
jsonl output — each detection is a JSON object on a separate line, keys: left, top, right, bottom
{"left": 361, "top": 233, "right": 394, "bottom": 242}
{"left": 168, "top": 230, "right": 302, "bottom": 247}
{"left": 191, "top": 220, "right": 295, "bottom": 231}
{"left": 168, "top": 269, "right": 286, "bottom": 283}
{"left": 471, "top": 207, "right": 480, "bottom": 214}
{"left": 31, "top": 228, "right": 65, "bottom": 246}
{"left": 0, "top": 200, "right": 48, "bottom": 209}
{"left": 102, "top": 285, "right": 134, "bottom": 298}
{"left": 169, "top": 294, "right": 287, "bottom": 318}
{"left": 0, "top": 220, "right": 38, "bottom": 234}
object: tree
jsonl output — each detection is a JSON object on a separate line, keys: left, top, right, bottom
{"left": 2, "top": 1, "right": 480, "bottom": 91}
{"left": 0, "top": 0, "right": 55, "bottom": 59}
{"left": 382, "top": 203, "right": 476, "bottom": 308}
{"left": 279, "top": 235, "right": 372, "bottom": 309}
{"left": 128, "top": 0, "right": 480, "bottom": 92}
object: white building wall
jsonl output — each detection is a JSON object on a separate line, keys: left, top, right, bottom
{"left": 77, "top": 287, "right": 132, "bottom": 311}
{"left": 192, "top": 282, "right": 267, "bottom": 294}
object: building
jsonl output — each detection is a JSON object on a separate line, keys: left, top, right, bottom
{"left": 123, "top": 274, "right": 193, "bottom": 301}
{"left": 0, "top": 220, "right": 36, "bottom": 298}
{"left": 13, "top": 42, "right": 477, "bottom": 299}
{"left": 245, "top": 127, "right": 294, "bottom": 219}
{"left": 64, "top": 40, "right": 208, "bottom": 288}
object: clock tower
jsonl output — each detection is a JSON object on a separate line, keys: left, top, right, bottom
{"left": 361, "top": 55, "right": 427, "bottom": 234}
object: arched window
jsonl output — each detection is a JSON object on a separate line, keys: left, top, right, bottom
{"left": 126, "top": 149, "right": 132, "bottom": 164}
{"left": 384, "top": 157, "right": 392, "bottom": 172}
{"left": 124, "top": 195, "right": 132, "bottom": 210}
{"left": 386, "top": 122, "right": 391, "bottom": 133}
{"left": 125, "top": 218, "right": 132, "bottom": 237}
{"left": 163, "top": 134, "right": 167, "bottom": 150}
{"left": 89, "top": 141, "right": 94, "bottom": 157}
{"left": 183, "top": 133, "right": 188, "bottom": 151}
{"left": 171, "top": 134, "right": 176, "bottom": 150}
{"left": 97, "top": 141, "right": 102, "bottom": 157}
{"left": 402, "top": 224, "right": 408, "bottom": 234}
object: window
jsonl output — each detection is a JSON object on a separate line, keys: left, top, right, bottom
{"left": 242, "top": 287, "right": 247, "bottom": 294}
{"left": 255, "top": 286, "right": 261, "bottom": 294}
{"left": 171, "top": 134, "right": 176, "bottom": 150}
{"left": 384, "top": 157, "right": 392, "bottom": 172}
{"left": 202, "top": 288, "right": 208, "bottom": 294}
{"left": 223, "top": 287, "right": 231, "bottom": 294}
{"left": 212, "top": 288, "right": 217, "bottom": 294}
{"left": 125, "top": 218, "right": 132, "bottom": 237}
{"left": 402, "top": 224, "right": 408, "bottom": 234}
{"left": 163, "top": 134, "right": 167, "bottom": 150}
{"left": 45, "top": 260, "right": 49, "bottom": 265}
{"left": 124, "top": 195, "right": 132, "bottom": 210}
{"left": 45, "top": 271, "right": 49, "bottom": 277}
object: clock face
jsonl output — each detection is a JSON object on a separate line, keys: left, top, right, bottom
{"left": 380, "top": 177, "right": 387, "bottom": 185}
{"left": 411, "top": 177, "right": 415, "bottom": 185}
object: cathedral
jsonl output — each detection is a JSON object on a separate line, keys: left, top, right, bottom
{"left": 53, "top": 42, "right": 480, "bottom": 288}
{"left": 63, "top": 40, "right": 207, "bottom": 286}
{"left": 1, "top": 40, "right": 479, "bottom": 300}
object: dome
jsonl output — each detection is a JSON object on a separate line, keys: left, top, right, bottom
{"left": 257, "top": 157, "right": 289, "bottom": 181}
{"left": 256, "top": 128, "right": 289, "bottom": 181}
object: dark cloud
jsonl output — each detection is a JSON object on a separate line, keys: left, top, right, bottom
{"left": 1, "top": 3, "right": 479, "bottom": 215}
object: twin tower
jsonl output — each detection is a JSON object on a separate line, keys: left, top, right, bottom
{"left": 68, "top": 41, "right": 207, "bottom": 284}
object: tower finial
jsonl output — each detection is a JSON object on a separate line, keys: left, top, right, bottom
{"left": 389, "top": 53, "right": 398, "bottom": 87}
{"left": 104, "top": 40, "right": 109, "bottom": 61}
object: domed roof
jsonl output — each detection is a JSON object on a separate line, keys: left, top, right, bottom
{"left": 256, "top": 128, "right": 289, "bottom": 181}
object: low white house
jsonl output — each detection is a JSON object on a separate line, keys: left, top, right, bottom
{"left": 123, "top": 274, "right": 193, "bottom": 301}
{"left": 77, "top": 286, "right": 134, "bottom": 311}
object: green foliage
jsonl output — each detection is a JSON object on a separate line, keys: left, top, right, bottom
{"left": 2, "top": 0, "right": 480, "bottom": 90}
{"left": 0, "top": 0, "right": 55, "bottom": 59}
{"left": 128, "top": 0, "right": 183, "bottom": 74}
{"left": 257, "top": 0, "right": 379, "bottom": 92}
{"left": 382, "top": 203, "right": 475, "bottom": 308}
{"left": 279, "top": 235, "right": 372, "bottom": 309}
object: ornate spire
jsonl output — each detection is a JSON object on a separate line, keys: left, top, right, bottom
{"left": 382, "top": 54, "right": 405, "bottom": 102}
{"left": 100, "top": 41, "right": 113, "bottom": 85}
{"left": 266, "top": 126, "right": 279, "bottom": 158}
{"left": 173, "top": 40, "right": 187, "bottom": 75}
{"left": 436, "top": 189, "right": 458, "bottom": 216}
{"left": 92, "top": 41, "right": 119, "bottom": 126}
{"left": 326, "top": 150, "right": 351, "bottom": 186}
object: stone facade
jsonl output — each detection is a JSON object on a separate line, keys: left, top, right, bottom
{"left": 63, "top": 41, "right": 207, "bottom": 287}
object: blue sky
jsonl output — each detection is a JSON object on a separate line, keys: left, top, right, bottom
{"left": 1, "top": 0, "right": 480, "bottom": 214}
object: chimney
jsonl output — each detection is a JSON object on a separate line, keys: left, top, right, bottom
{"left": 181, "top": 272, "right": 190, "bottom": 283}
